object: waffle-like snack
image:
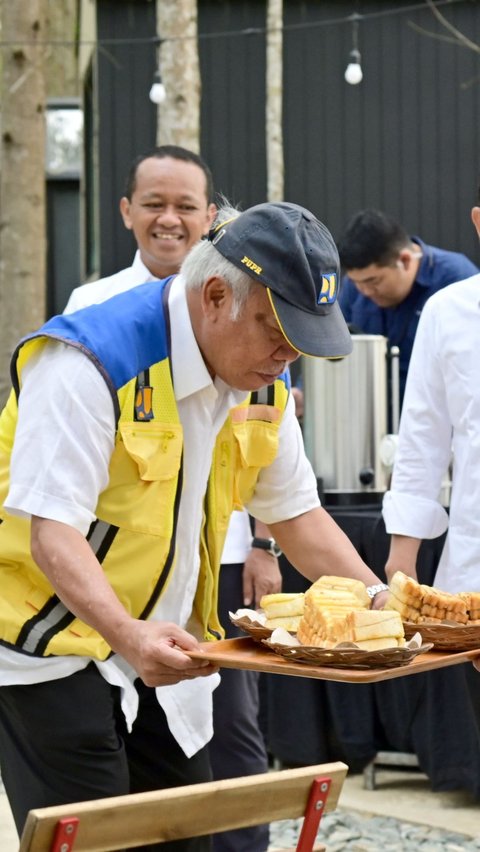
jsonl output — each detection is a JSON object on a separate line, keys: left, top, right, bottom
{"left": 310, "top": 575, "right": 371, "bottom": 608}
{"left": 264, "top": 615, "right": 303, "bottom": 632}
{"left": 260, "top": 593, "right": 304, "bottom": 630}
{"left": 385, "top": 571, "right": 470, "bottom": 624}
{"left": 305, "top": 587, "right": 368, "bottom": 612}
{"left": 260, "top": 593, "right": 304, "bottom": 617}
{"left": 421, "top": 584, "right": 468, "bottom": 617}
{"left": 458, "top": 592, "right": 480, "bottom": 623}
{"left": 298, "top": 606, "right": 405, "bottom": 650}
{"left": 386, "top": 596, "right": 421, "bottom": 623}
{"left": 297, "top": 578, "right": 371, "bottom": 647}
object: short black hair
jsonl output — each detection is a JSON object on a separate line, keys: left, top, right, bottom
{"left": 337, "top": 209, "right": 410, "bottom": 270}
{"left": 124, "top": 145, "right": 214, "bottom": 203}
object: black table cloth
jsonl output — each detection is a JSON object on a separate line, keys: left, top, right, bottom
{"left": 262, "top": 504, "right": 480, "bottom": 798}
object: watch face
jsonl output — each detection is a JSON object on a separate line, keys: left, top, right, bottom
{"left": 271, "top": 542, "right": 282, "bottom": 558}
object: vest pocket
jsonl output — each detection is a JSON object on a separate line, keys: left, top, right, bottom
{"left": 119, "top": 422, "right": 183, "bottom": 481}
{"left": 233, "top": 419, "right": 280, "bottom": 467}
{"left": 233, "top": 419, "right": 280, "bottom": 503}
{"left": 98, "top": 421, "right": 183, "bottom": 536}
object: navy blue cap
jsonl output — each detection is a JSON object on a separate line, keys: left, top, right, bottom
{"left": 208, "top": 202, "right": 352, "bottom": 358}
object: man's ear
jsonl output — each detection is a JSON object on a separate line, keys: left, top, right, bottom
{"left": 204, "top": 203, "right": 217, "bottom": 234}
{"left": 202, "top": 276, "right": 229, "bottom": 319}
{"left": 120, "top": 197, "right": 133, "bottom": 230}
{"left": 471, "top": 206, "right": 480, "bottom": 238}
{"left": 399, "top": 249, "right": 418, "bottom": 270}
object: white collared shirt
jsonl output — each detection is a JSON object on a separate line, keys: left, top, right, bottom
{"left": 65, "top": 251, "right": 156, "bottom": 311}
{"left": 382, "top": 273, "right": 480, "bottom": 592}
{"left": 3, "top": 269, "right": 319, "bottom": 754}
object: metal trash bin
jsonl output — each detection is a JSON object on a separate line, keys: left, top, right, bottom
{"left": 303, "top": 334, "right": 389, "bottom": 503}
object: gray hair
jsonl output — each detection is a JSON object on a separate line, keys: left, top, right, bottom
{"left": 181, "top": 199, "right": 254, "bottom": 320}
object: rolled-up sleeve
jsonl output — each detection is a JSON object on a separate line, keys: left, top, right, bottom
{"left": 382, "top": 297, "right": 452, "bottom": 540}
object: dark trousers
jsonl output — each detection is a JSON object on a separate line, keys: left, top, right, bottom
{"left": 0, "top": 664, "right": 212, "bottom": 851}
{"left": 210, "top": 563, "right": 270, "bottom": 852}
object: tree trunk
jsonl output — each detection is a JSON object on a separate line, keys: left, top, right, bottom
{"left": 266, "top": 0, "right": 284, "bottom": 202}
{"left": 156, "top": 0, "right": 201, "bottom": 151}
{"left": 45, "top": 0, "right": 79, "bottom": 97}
{"left": 0, "top": 1, "right": 47, "bottom": 406}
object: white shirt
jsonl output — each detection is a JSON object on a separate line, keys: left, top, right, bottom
{"left": 65, "top": 251, "right": 156, "bottom": 311}
{"left": 3, "top": 265, "right": 319, "bottom": 755}
{"left": 220, "top": 509, "right": 252, "bottom": 564}
{"left": 382, "top": 273, "right": 480, "bottom": 592}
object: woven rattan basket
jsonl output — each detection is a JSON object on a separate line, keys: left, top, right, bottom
{"left": 229, "top": 614, "right": 273, "bottom": 642}
{"left": 403, "top": 621, "right": 480, "bottom": 651}
{"left": 261, "top": 637, "right": 432, "bottom": 670}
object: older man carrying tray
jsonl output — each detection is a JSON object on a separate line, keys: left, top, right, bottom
{"left": 0, "top": 200, "right": 388, "bottom": 850}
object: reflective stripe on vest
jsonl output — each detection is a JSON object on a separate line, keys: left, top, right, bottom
{"left": 16, "top": 597, "right": 74, "bottom": 655}
{"left": 15, "top": 519, "right": 120, "bottom": 655}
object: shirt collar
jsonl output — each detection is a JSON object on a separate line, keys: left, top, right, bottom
{"left": 168, "top": 273, "right": 246, "bottom": 408}
{"left": 411, "top": 236, "right": 435, "bottom": 287}
{"left": 132, "top": 250, "right": 159, "bottom": 283}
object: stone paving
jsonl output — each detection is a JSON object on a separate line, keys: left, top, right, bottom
{"left": 269, "top": 811, "right": 480, "bottom": 851}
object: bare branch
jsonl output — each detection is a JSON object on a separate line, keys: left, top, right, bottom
{"left": 407, "top": 20, "right": 474, "bottom": 49}
{"left": 424, "top": 0, "right": 480, "bottom": 54}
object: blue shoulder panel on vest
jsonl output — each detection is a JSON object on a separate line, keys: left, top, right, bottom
{"left": 282, "top": 369, "right": 291, "bottom": 390}
{"left": 34, "top": 279, "right": 171, "bottom": 390}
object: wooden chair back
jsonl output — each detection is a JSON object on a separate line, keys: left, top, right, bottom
{"left": 19, "top": 761, "right": 348, "bottom": 852}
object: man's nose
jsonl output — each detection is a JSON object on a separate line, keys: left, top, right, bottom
{"left": 274, "top": 341, "right": 300, "bottom": 362}
{"left": 156, "top": 206, "right": 181, "bottom": 224}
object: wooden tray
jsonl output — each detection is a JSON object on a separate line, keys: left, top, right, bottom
{"left": 187, "top": 637, "right": 480, "bottom": 684}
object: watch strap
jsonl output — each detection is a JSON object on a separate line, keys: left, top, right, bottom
{"left": 251, "top": 537, "right": 282, "bottom": 557}
{"left": 366, "top": 582, "right": 389, "bottom": 599}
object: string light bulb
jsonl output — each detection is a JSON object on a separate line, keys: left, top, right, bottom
{"left": 344, "top": 48, "right": 363, "bottom": 85}
{"left": 149, "top": 70, "right": 166, "bottom": 104}
{"left": 344, "top": 13, "right": 363, "bottom": 85}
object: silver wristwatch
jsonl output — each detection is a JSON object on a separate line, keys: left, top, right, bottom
{"left": 366, "top": 582, "right": 389, "bottom": 599}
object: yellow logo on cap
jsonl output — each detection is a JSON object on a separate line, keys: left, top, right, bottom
{"left": 241, "top": 255, "right": 263, "bottom": 275}
{"left": 317, "top": 273, "right": 337, "bottom": 304}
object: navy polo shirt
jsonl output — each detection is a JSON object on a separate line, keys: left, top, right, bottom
{"left": 338, "top": 237, "right": 478, "bottom": 405}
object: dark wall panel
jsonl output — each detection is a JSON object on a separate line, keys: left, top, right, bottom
{"left": 199, "top": 0, "right": 267, "bottom": 207}
{"left": 94, "top": 0, "right": 480, "bottom": 276}
{"left": 97, "top": 0, "right": 157, "bottom": 276}
{"left": 46, "top": 180, "right": 81, "bottom": 315}
{"left": 282, "top": 1, "right": 480, "bottom": 264}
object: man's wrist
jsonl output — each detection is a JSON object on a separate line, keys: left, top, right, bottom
{"left": 366, "top": 582, "right": 389, "bottom": 600}
{"left": 251, "top": 536, "right": 282, "bottom": 558}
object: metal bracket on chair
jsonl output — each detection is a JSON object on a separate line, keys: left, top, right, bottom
{"left": 50, "top": 816, "right": 79, "bottom": 852}
{"left": 295, "top": 776, "right": 331, "bottom": 852}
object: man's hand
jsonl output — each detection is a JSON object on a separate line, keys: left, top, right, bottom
{"left": 30, "top": 517, "right": 218, "bottom": 687}
{"left": 242, "top": 548, "right": 282, "bottom": 609}
{"left": 370, "top": 590, "right": 389, "bottom": 610}
{"left": 113, "top": 619, "right": 219, "bottom": 688}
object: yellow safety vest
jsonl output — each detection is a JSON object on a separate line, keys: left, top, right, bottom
{"left": 0, "top": 331, "right": 289, "bottom": 660}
